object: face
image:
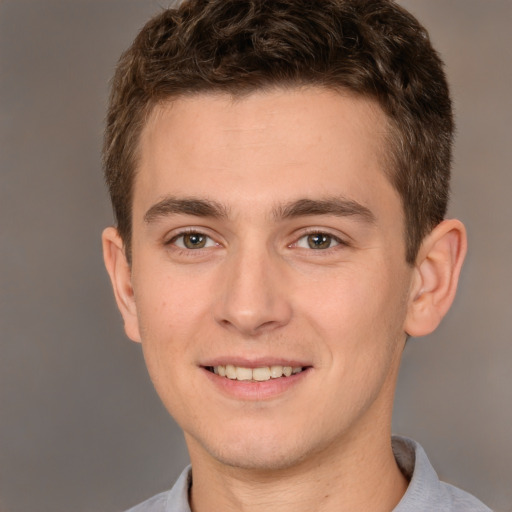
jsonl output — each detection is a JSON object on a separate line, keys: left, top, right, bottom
{"left": 122, "top": 88, "right": 415, "bottom": 471}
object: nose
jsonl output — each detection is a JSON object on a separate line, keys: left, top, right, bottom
{"left": 213, "top": 244, "right": 293, "bottom": 337}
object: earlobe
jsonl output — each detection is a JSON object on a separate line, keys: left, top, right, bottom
{"left": 404, "top": 219, "right": 467, "bottom": 338}
{"left": 102, "top": 227, "right": 142, "bottom": 343}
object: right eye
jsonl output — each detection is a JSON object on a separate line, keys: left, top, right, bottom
{"left": 170, "top": 232, "right": 216, "bottom": 250}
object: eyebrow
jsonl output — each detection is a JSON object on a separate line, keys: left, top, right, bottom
{"left": 144, "top": 197, "right": 229, "bottom": 223}
{"left": 143, "top": 195, "right": 375, "bottom": 224}
{"left": 274, "top": 197, "right": 376, "bottom": 223}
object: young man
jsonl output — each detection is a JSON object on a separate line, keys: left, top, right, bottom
{"left": 102, "top": 1, "right": 491, "bottom": 510}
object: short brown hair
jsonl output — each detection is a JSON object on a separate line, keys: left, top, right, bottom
{"left": 104, "top": 0, "right": 453, "bottom": 264}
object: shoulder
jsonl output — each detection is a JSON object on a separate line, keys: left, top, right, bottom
{"left": 124, "top": 491, "right": 170, "bottom": 512}
{"left": 438, "top": 481, "right": 493, "bottom": 512}
{"left": 123, "top": 466, "right": 192, "bottom": 512}
{"left": 392, "top": 436, "right": 492, "bottom": 512}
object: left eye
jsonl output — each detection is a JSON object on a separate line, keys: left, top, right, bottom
{"left": 296, "top": 233, "right": 340, "bottom": 250}
{"left": 172, "top": 232, "right": 216, "bottom": 249}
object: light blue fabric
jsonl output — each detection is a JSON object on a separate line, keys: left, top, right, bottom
{"left": 125, "top": 436, "right": 492, "bottom": 512}
{"left": 392, "top": 437, "right": 492, "bottom": 512}
{"left": 125, "top": 467, "right": 191, "bottom": 512}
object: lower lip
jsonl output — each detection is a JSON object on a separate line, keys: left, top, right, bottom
{"left": 201, "top": 367, "right": 311, "bottom": 401}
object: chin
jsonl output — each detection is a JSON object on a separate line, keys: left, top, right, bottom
{"left": 187, "top": 425, "right": 326, "bottom": 472}
{"left": 211, "top": 444, "right": 308, "bottom": 472}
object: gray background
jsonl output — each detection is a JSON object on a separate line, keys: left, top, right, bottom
{"left": 1, "top": 1, "right": 510, "bottom": 511}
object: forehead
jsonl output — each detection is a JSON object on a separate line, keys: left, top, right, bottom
{"left": 134, "top": 87, "right": 396, "bottom": 218}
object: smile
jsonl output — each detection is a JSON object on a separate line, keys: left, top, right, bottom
{"left": 207, "top": 365, "right": 304, "bottom": 382}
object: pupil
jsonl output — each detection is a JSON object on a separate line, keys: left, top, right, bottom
{"left": 184, "top": 233, "right": 206, "bottom": 249}
{"left": 308, "top": 233, "right": 331, "bottom": 249}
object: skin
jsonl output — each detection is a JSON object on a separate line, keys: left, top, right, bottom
{"left": 103, "top": 87, "right": 467, "bottom": 512}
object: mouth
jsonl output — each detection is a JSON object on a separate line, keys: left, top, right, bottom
{"left": 205, "top": 364, "right": 307, "bottom": 382}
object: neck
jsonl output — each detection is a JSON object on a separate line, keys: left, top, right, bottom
{"left": 187, "top": 426, "right": 408, "bottom": 512}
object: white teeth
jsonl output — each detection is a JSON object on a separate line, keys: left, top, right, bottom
{"left": 236, "top": 367, "right": 253, "bottom": 381}
{"left": 211, "top": 365, "right": 304, "bottom": 381}
{"left": 225, "top": 364, "right": 237, "bottom": 379}
{"left": 252, "top": 367, "right": 271, "bottom": 381}
{"left": 270, "top": 365, "right": 283, "bottom": 378}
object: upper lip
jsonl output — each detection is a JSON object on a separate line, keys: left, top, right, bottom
{"left": 200, "top": 357, "right": 311, "bottom": 368}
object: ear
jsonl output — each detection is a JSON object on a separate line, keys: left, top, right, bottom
{"left": 404, "top": 219, "right": 467, "bottom": 337}
{"left": 102, "top": 227, "right": 141, "bottom": 343}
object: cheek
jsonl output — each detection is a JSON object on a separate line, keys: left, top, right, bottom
{"left": 133, "top": 272, "right": 208, "bottom": 418}
{"left": 131, "top": 270, "right": 202, "bottom": 387}
{"left": 300, "top": 263, "right": 401, "bottom": 328}
{"left": 311, "top": 264, "right": 409, "bottom": 419}
{"left": 134, "top": 265, "right": 209, "bottom": 337}
{"left": 300, "top": 259, "right": 410, "bottom": 369}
